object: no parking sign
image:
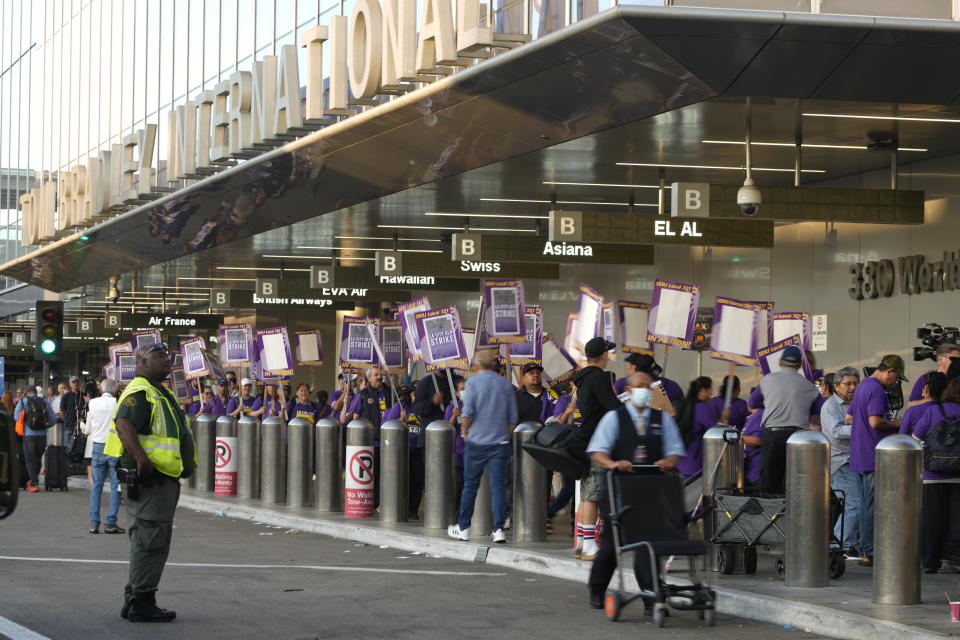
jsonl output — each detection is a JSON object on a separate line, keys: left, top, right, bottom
{"left": 215, "top": 436, "right": 237, "bottom": 496}
{"left": 345, "top": 445, "right": 374, "bottom": 518}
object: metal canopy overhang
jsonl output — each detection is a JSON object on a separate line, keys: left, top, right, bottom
{"left": 8, "top": 5, "right": 960, "bottom": 293}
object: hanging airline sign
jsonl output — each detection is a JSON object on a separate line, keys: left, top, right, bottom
{"left": 396, "top": 253, "right": 561, "bottom": 279}
{"left": 553, "top": 211, "right": 773, "bottom": 248}
{"left": 124, "top": 313, "right": 225, "bottom": 332}
{"left": 455, "top": 232, "right": 654, "bottom": 265}
{"left": 646, "top": 280, "right": 701, "bottom": 349}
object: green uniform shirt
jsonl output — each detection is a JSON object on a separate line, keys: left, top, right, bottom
{"left": 115, "top": 379, "right": 196, "bottom": 478}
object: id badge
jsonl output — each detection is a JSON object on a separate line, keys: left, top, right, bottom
{"left": 633, "top": 445, "right": 647, "bottom": 464}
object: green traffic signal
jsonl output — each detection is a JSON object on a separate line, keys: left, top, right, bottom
{"left": 40, "top": 339, "right": 57, "bottom": 354}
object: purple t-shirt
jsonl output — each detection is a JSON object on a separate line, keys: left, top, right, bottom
{"left": 911, "top": 402, "right": 960, "bottom": 481}
{"left": 847, "top": 376, "right": 892, "bottom": 472}
{"left": 909, "top": 376, "right": 927, "bottom": 403}
{"left": 383, "top": 401, "right": 423, "bottom": 450}
{"left": 551, "top": 394, "right": 583, "bottom": 427}
{"left": 898, "top": 402, "right": 929, "bottom": 437}
{"left": 226, "top": 395, "right": 256, "bottom": 416}
{"left": 677, "top": 400, "right": 719, "bottom": 477}
{"left": 709, "top": 396, "right": 749, "bottom": 429}
{"left": 287, "top": 401, "right": 320, "bottom": 425}
{"left": 742, "top": 409, "right": 764, "bottom": 485}
{"left": 251, "top": 395, "right": 283, "bottom": 417}
{"left": 812, "top": 395, "right": 827, "bottom": 416}
{"left": 443, "top": 403, "right": 465, "bottom": 467}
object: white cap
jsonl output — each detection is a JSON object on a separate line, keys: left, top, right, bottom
{"left": 35, "top": 385, "right": 43, "bottom": 395}
{"left": 241, "top": 378, "right": 253, "bottom": 386}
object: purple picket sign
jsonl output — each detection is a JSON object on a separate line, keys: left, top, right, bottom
{"left": 294, "top": 329, "right": 324, "bottom": 366}
{"left": 756, "top": 334, "right": 815, "bottom": 381}
{"left": 710, "top": 297, "right": 761, "bottom": 366}
{"left": 483, "top": 279, "right": 526, "bottom": 343}
{"left": 255, "top": 327, "right": 294, "bottom": 379}
{"left": 131, "top": 330, "right": 162, "bottom": 353}
{"left": 572, "top": 284, "right": 603, "bottom": 351}
{"left": 772, "top": 312, "right": 812, "bottom": 351}
{"left": 398, "top": 297, "right": 431, "bottom": 361}
{"left": 340, "top": 316, "right": 378, "bottom": 372}
{"left": 617, "top": 301, "right": 653, "bottom": 355}
{"left": 219, "top": 323, "right": 255, "bottom": 367}
{"left": 180, "top": 337, "right": 209, "bottom": 381}
{"left": 414, "top": 306, "right": 469, "bottom": 372}
{"left": 646, "top": 280, "right": 700, "bottom": 349}
{"left": 508, "top": 306, "right": 542, "bottom": 365}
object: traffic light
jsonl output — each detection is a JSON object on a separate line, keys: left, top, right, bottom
{"left": 35, "top": 300, "right": 64, "bottom": 361}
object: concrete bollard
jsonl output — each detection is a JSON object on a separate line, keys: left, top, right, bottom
{"left": 379, "top": 420, "right": 409, "bottom": 523}
{"left": 195, "top": 414, "right": 217, "bottom": 492}
{"left": 286, "top": 417, "right": 312, "bottom": 507}
{"left": 260, "top": 416, "right": 286, "bottom": 504}
{"left": 424, "top": 420, "right": 455, "bottom": 530}
{"left": 315, "top": 418, "right": 342, "bottom": 512}
{"left": 785, "top": 430, "right": 831, "bottom": 588}
{"left": 513, "top": 422, "right": 549, "bottom": 543}
{"left": 874, "top": 435, "right": 922, "bottom": 604}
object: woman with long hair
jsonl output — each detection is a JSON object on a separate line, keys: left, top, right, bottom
{"left": 677, "top": 376, "right": 718, "bottom": 477}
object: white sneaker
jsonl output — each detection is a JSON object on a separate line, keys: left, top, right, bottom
{"left": 447, "top": 524, "right": 470, "bottom": 541}
{"left": 492, "top": 529, "right": 506, "bottom": 544}
{"left": 580, "top": 539, "right": 600, "bottom": 561}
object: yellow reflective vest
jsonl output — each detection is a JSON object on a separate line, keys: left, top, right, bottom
{"left": 104, "top": 377, "right": 197, "bottom": 478}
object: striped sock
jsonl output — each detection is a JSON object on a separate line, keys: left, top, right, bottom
{"left": 575, "top": 523, "right": 584, "bottom": 547}
{"left": 582, "top": 524, "right": 595, "bottom": 543}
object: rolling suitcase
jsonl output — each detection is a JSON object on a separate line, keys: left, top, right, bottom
{"left": 44, "top": 445, "right": 69, "bottom": 491}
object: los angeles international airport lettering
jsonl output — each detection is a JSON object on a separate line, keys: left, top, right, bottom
{"left": 848, "top": 249, "right": 960, "bottom": 299}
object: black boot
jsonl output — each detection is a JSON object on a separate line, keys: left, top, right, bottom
{"left": 588, "top": 585, "right": 604, "bottom": 609}
{"left": 128, "top": 600, "right": 176, "bottom": 623}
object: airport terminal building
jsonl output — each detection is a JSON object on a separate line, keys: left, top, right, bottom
{"left": 1, "top": 0, "right": 960, "bottom": 388}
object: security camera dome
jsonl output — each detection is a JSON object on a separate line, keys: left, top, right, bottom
{"left": 737, "top": 179, "right": 762, "bottom": 217}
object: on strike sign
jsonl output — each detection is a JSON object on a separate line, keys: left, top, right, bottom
{"left": 345, "top": 445, "right": 374, "bottom": 517}
{"left": 215, "top": 436, "right": 238, "bottom": 496}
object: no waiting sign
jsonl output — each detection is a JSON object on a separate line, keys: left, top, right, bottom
{"left": 345, "top": 445, "right": 374, "bottom": 518}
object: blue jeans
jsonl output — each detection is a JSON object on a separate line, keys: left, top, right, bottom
{"left": 859, "top": 471, "right": 876, "bottom": 557}
{"left": 830, "top": 463, "right": 862, "bottom": 551}
{"left": 90, "top": 443, "right": 121, "bottom": 526}
{"left": 458, "top": 442, "right": 510, "bottom": 531}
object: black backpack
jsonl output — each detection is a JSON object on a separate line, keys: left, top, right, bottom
{"left": 26, "top": 396, "right": 48, "bottom": 431}
{"left": 521, "top": 421, "right": 591, "bottom": 479}
{"left": 922, "top": 404, "right": 960, "bottom": 475}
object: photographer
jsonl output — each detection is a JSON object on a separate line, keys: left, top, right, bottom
{"left": 908, "top": 343, "right": 959, "bottom": 408}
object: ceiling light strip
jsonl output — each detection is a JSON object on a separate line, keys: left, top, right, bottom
{"left": 425, "top": 212, "right": 549, "bottom": 219}
{"left": 803, "top": 112, "right": 960, "bottom": 124}
{"left": 334, "top": 235, "right": 442, "bottom": 242}
{"left": 376, "top": 224, "right": 537, "bottom": 233}
{"left": 542, "top": 181, "right": 668, "bottom": 189}
{"left": 479, "top": 198, "right": 656, "bottom": 206}
{"left": 701, "top": 139, "right": 928, "bottom": 152}
{"left": 616, "top": 162, "right": 825, "bottom": 173}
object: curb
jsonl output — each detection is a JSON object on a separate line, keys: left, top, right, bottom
{"left": 171, "top": 489, "right": 945, "bottom": 640}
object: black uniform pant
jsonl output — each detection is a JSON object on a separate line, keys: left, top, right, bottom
{"left": 408, "top": 447, "right": 426, "bottom": 517}
{"left": 758, "top": 427, "right": 798, "bottom": 496}
{"left": 923, "top": 482, "right": 960, "bottom": 570}
{"left": 588, "top": 502, "right": 655, "bottom": 595}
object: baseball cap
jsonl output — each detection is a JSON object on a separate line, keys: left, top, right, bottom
{"left": 584, "top": 337, "right": 615, "bottom": 359}
{"left": 780, "top": 346, "right": 803, "bottom": 366}
{"left": 216, "top": 378, "right": 228, "bottom": 386}
{"left": 68, "top": 375, "right": 80, "bottom": 383}
{"left": 880, "top": 354, "right": 908, "bottom": 381}
{"left": 241, "top": 378, "right": 253, "bottom": 387}
{"left": 625, "top": 353, "right": 663, "bottom": 378}
{"left": 521, "top": 363, "right": 544, "bottom": 374}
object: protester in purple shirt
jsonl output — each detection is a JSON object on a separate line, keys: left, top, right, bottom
{"left": 252, "top": 384, "right": 284, "bottom": 418}
{"left": 899, "top": 373, "right": 938, "bottom": 436}
{"left": 741, "top": 409, "right": 764, "bottom": 487}
{"left": 709, "top": 376, "right": 748, "bottom": 428}
{"left": 444, "top": 378, "right": 467, "bottom": 513}
{"left": 382, "top": 386, "right": 421, "bottom": 449}
{"left": 210, "top": 379, "right": 231, "bottom": 419}
{"left": 188, "top": 386, "right": 214, "bottom": 417}
{"left": 613, "top": 353, "right": 683, "bottom": 406}
{"left": 847, "top": 354, "right": 905, "bottom": 566}
{"left": 227, "top": 378, "right": 257, "bottom": 417}
{"left": 552, "top": 393, "right": 583, "bottom": 427}
{"left": 677, "top": 377, "right": 717, "bottom": 477}
{"left": 287, "top": 383, "right": 321, "bottom": 425}
{"left": 315, "top": 390, "right": 333, "bottom": 421}
{"left": 908, "top": 374, "right": 960, "bottom": 571}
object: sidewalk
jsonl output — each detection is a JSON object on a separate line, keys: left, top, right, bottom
{"left": 75, "top": 478, "right": 956, "bottom": 639}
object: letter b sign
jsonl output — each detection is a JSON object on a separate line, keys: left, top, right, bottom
{"left": 451, "top": 233, "right": 482, "bottom": 260}
{"left": 548, "top": 210, "right": 582, "bottom": 242}
{"left": 210, "top": 289, "right": 231, "bottom": 309}
{"left": 375, "top": 251, "right": 402, "bottom": 277}
{"left": 310, "top": 265, "right": 334, "bottom": 288}
{"left": 256, "top": 278, "right": 279, "bottom": 298}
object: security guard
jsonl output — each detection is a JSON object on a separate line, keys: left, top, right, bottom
{"left": 585, "top": 372, "right": 685, "bottom": 614}
{"left": 105, "top": 343, "right": 197, "bottom": 622}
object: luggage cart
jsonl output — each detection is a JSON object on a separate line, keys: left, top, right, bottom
{"left": 603, "top": 468, "right": 716, "bottom": 628}
{"left": 710, "top": 489, "right": 847, "bottom": 580}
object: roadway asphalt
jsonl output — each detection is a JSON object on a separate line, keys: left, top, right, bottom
{"left": 0, "top": 487, "right": 828, "bottom": 640}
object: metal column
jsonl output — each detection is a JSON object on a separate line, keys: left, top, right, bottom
{"left": 315, "top": 418, "right": 341, "bottom": 512}
{"left": 785, "top": 430, "right": 831, "bottom": 588}
{"left": 195, "top": 414, "right": 217, "bottom": 492}
{"left": 513, "top": 422, "right": 548, "bottom": 543}
{"left": 237, "top": 415, "right": 260, "bottom": 499}
{"left": 380, "top": 419, "right": 409, "bottom": 523}
{"left": 287, "top": 417, "right": 312, "bottom": 507}
{"left": 260, "top": 416, "right": 287, "bottom": 504}
{"left": 214, "top": 415, "right": 238, "bottom": 496}
{"left": 424, "top": 420, "right": 455, "bottom": 530}
{"left": 702, "top": 427, "right": 743, "bottom": 571}
{"left": 874, "top": 435, "right": 922, "bottom": 604}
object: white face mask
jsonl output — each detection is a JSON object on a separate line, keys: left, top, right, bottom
{"left": 631, "top": 387, "right": 652, "bottom": 408}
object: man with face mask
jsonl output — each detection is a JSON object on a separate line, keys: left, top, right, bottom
{"left": 584, "top": 372, "right": 686, "bottom": 614}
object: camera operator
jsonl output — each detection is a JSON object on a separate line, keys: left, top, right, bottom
{"left": 908, "top": 343, "right": 959, "bottom": 408}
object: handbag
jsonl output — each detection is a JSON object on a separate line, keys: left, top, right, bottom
{"left": 521, "top": 420, "right": 591, "bottom": 479}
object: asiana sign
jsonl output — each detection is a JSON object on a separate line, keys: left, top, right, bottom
{"left": 20, "top": 0, "right": 514, "bottom": 246}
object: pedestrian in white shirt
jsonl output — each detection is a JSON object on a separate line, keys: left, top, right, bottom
{"left": 87, "top": 379, "right": 125, "bottom": 535}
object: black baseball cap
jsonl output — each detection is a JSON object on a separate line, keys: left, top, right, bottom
{"left": 625, "top": 353, "right": 663, "bottom": 377}
{"left": 584, "top": 337, "right": 615, "bottom": 358}
{"left": 521, "top": 363, "right": 544, "bottom": 374}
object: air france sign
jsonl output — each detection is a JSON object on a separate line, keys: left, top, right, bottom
{"left": 22, "top": 0, "right": 510, "bottom": 247}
